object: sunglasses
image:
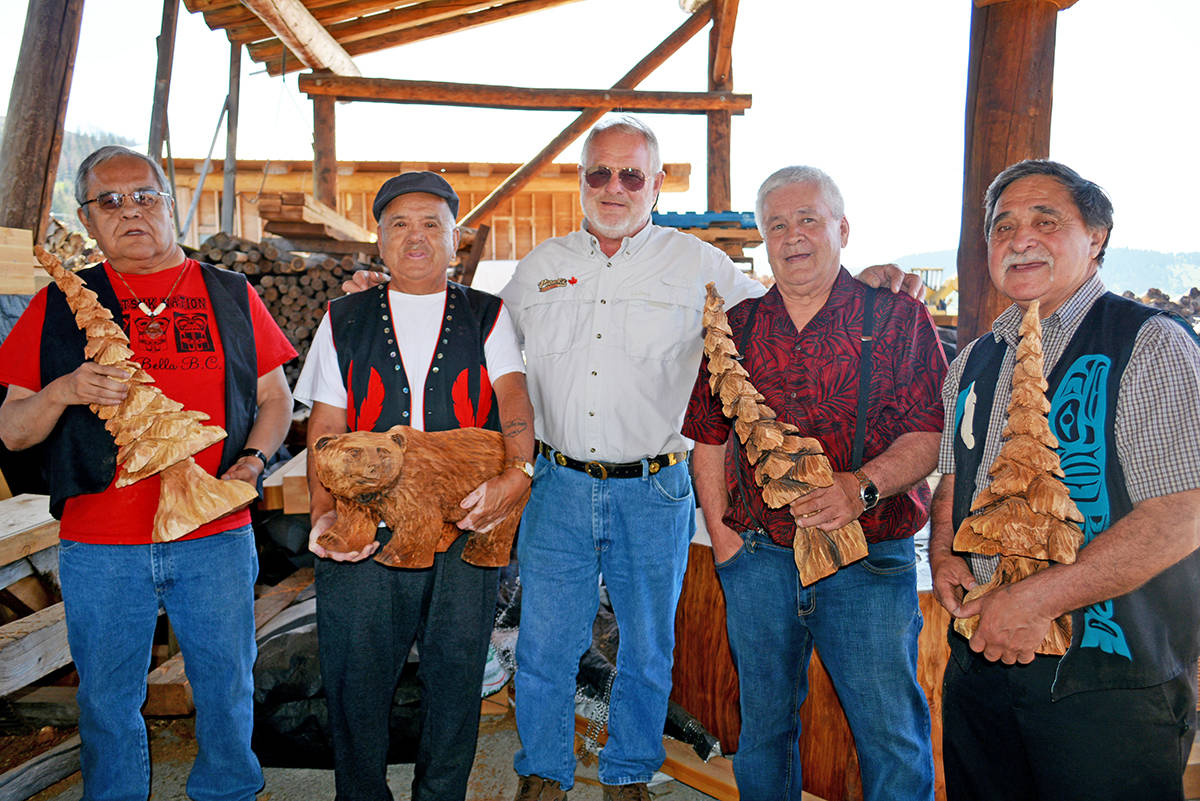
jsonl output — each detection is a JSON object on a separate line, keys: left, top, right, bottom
{"left": 81, "top": 190, "right": 172, "bottom": 211}
{"left": 584, "top": 166, "right": 647, "bottom": 192}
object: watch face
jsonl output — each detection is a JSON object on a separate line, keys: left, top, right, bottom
{"left": 861, "top": 484, "right": 880, "bottom": 509}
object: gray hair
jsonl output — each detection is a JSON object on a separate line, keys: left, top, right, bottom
{"left": 983, "top": 159, "right": 1113, "bottom": 264}
{"left": 75, "top": 145, "right": 171, "bottom": 215}
{"left": 755, "top": 166, "right": 845, "bottom": 235}
{"left": 581, "top": 114, "right": 663, "bottom": 174}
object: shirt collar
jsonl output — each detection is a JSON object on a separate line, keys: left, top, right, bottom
{"left": 578, "top": 218, "right": 657, "bottom": 259}
{"left": 991, "top": 272, "right": 1108, "bottom": 346}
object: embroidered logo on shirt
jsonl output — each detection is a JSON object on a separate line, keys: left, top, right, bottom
{"left": 538, "top": 278, "right": 570, "bottom": 292}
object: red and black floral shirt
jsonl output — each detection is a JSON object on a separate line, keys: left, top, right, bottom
{"left": 682, "top": 268, "right": 948, "bottom": 546}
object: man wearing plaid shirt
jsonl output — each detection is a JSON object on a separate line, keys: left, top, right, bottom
{"left": 930, "top": 159, "right": 1200, "bottom": 801}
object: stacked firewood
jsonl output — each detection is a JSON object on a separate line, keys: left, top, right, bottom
{"left": 1123, "top": 286, "right": 1200, "bottom": 332}
{"left": 43, "top": 219, "right": 105, "bottom": 271}
{"left": 701, "top": 283, "right": 869, "bottom": 586}
{"left": 952, "top": 300, "right": 1084, "bottom": 655}
{"left": 198, "top": 233, "right": 382, "bottom": 386}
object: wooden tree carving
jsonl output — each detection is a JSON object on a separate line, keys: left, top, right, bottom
{"left": 36, "top": 247, "right": 258, "bottom": 542}
{"left": 953, "top": 300, "right": 1084, "bottom": 655}
{"left": 702, "top": 283, "right": 868, "bottom": 585}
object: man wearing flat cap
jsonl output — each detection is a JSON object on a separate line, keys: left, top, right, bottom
{"left": 294, "top": 171, "right": 535, "bottom": 800}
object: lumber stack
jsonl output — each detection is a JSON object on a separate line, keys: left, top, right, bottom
{"left": 43, "top": 219, "right": 105, "bottom": 273}
{"left": 257, "top": 192, "right": 375, "bottom": 243}
{"left": 197, "top": 232, "right": 381, "bottom": 386}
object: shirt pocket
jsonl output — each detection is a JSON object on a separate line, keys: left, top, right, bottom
{"left": 519, "top": 292, "right": 584, "bottom": 358}
{"left": 620, "top": 276, "right": 702, "bottom": 361}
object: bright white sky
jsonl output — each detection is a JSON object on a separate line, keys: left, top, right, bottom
{"left": 1, "top": 0, "right": 1197, "bottom": 267}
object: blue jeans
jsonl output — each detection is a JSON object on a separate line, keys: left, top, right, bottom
{"left": 717, "top": 531, "right": 933, "bottom": 801}
{"left": 513, "top": 453, "right": 693, "bottom": 788}
{"left": 58, "top": 526, "right": 262, "bottom": 801}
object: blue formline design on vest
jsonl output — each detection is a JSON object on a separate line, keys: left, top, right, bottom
{"left": 1051, "top": 354, "right": 1132, "bottom": 660}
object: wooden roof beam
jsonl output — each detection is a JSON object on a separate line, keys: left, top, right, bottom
{"left": 234, "top": 0, "right": 506, "bottom": 48}
{"left": 297, "top": 74, "right": 751, "bottom": 114}
{"left": 709, "top": 0, "right": 737, "bottom": 88}
{"left": 196, "top": 0, "right": 390, "bottom": 30}
{"left": 459, "top": 1, "right": 715, "bottom": 228}
{"left": 239, "top": 0, "right": 361, "bottom": 76}
{"left": 263, "top": 0, "right": 583, "bottom": 75}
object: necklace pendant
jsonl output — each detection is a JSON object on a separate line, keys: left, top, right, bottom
{"left": 137, "top": 301, "right": 153, "bottom": 316}
{"left": 148, "top": 301, "right": 167, "bottom": 317}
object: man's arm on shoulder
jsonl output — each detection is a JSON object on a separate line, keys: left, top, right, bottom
{"left": 960, "top": 489, "right": 1200, "bottom": 664}
{"left": 456, "top": 370, "right": 535, "bottom": 533}
{"left": 855, "top": 264, "right": 925, "bottom": 301}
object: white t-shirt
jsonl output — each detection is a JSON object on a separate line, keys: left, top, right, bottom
{"left": 293, "top": 288, "right": 524, "bottom": 431}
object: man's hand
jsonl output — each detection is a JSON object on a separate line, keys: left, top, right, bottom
{"left": 308, "top": 509, "right": 380, "bottom": 562}
{"left": 959, "top": 580, "right": 1055, "bottom": 665}
{"left": 341, "top": 269, "right": 390, "bottom": 295}
{"left": 930, "top": 551, "right": 977, "bottom": 617}
{"left": 708, "top": 518, "right": 743, "bottom": 564}
{"left": 457, "top": 468, "right": 530, "bottom": 533}
{"left": 52, "top": 362, "right": 131, "bottom": 407}
{"left": 855, "top": 263, "right": 926, "bottom": 302}
{"left": 788, "top": 472, "right": 863, "bottom": 530}
{"left": 220, "top": 454, "right": 265, "bottom": 485}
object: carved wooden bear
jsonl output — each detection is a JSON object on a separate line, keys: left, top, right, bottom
{"left": 311, "top": 425, "right": 529, "bottom": 568}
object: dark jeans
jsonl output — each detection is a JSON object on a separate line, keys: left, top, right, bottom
{"left": 316, "top": 532, "right": 500, "bottom": 801}
{"left": 942, "top": 631, "right": 1197, "bottom": 801}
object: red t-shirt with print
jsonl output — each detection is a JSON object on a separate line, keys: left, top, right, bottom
{"left": 0, "top": 259, "right": 296, "bottom": 544}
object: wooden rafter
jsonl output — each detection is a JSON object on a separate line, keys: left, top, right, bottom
{"left": 459, "top": 2, "right": 716, "bottom": 228}
{"left": 239, "top": 0, "right": 361, "bottom": 75}
{"left": 242, "top": 0, "right": 512, "bottom": 54}
{"left": 261, "top": 0, "right": 582, "bottom": 75}
{"left": 710, "top": 0, "right": 737, "bottom": 87}
{"left": 298, "top": 74, "right": 752, "bottom": 114}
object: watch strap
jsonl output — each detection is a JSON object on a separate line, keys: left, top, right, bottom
{"left": 237, "top": 447, "right": 268, "bottom": 469}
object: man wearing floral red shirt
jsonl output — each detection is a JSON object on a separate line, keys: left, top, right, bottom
{"left": 683, "top": 166, "right": 947, "bottom": 801}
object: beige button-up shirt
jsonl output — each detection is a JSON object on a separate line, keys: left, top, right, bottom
{"left": 500, "top": 222, "right": 765, "bottom": 463}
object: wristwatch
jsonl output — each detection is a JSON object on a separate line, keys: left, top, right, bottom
{"left": 853, "top": 468, "right": 879, "bottom": 511}
{"left": 509, "top": 459, "right": 535, "bottom": 479}
{"left": 236, "top": 447, "right": 268, "bottom": 470}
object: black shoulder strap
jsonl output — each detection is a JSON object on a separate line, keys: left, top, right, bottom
{"left": 851, "top": 287, "right": 877, "bottom": 469}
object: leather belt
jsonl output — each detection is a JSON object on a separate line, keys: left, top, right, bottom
{"left": 537, "top": 441, "right": 685, "bottom": 480}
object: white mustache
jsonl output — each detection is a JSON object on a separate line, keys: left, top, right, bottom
{"left": 1002, "top": 249, "right": 1053, "bottom": 270}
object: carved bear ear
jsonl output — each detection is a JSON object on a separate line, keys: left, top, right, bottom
{"left": 388, "top": 425, "right": 407, "bottom": 449}
{"left": 314, "top": 435, "right": 335, "bottom": 451}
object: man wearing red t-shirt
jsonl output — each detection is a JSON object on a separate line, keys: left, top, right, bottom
{"left": 683, "top": 166, "right": 948, "bottom": 801}
{"left": 0, "top": 146, "right": 295, "bottom": 801}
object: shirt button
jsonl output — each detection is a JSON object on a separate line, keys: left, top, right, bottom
{"left": 591, "top": 371, "right": 597, "bottom": 376}
{"left": 595, "top": 333, "right": 601, "bottom": 339}
{"left": 394, "top": 365, "right": 401, "bottom": 371}
{"left": 590, "top": 447, "right": 596, "bottom": 453}
{"left": 436, "top": 353, "right": 443, "bottom": 359}
{"left": 606, "top": 262, "right": 612, "bottom": 268}
{"left": 382, "top": 315, "right": 389, "bottom": 321}
{"left": 390, "top": 351, "right": 397, "bottom": 357}
{"left": 588, "top": 411, "right": 595, "bottom": 416}
{"left": 402, "top": 411, "right": 409, "bottom": 417}
{"left": 403, "top": 387, "right": 409, "bottom": 394}
{"left": 600, "top": 299, "right": 606, "bottom": 304}
{"left": 432, "top": 366, "right": 439, "bottom": 373}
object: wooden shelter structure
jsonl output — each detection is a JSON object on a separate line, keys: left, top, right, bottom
{"left": 0, "top": 1, "right": 1125, "bottom": 799}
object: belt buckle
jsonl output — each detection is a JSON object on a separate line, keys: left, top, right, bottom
{"left": 584, "top": 461, "right": 608, "bottom": 480}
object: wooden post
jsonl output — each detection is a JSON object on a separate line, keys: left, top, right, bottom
{"left": 459, "top": 2, "right": 713, "bottom": 229}
{"left": 147, "top": 0, "right": 180, "bottom": 162}
{"left": 313, "top": 77, "right": 338, "bottom": 210}
{"left": 955, "top": 0, "right": 1064, "bottom": 343}
{"left": 706, "top": 0, "right": 737, "bottom": 212}
{"left": 221, "top": 42, "right": 242, "bottom": 235}
{"left": 0, "top": 0, "right": 85, "bottom": 243}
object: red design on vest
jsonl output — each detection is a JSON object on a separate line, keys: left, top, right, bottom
{"left": 451, "top": 366, "right": 493, "bottom": 428}
{"left": 346, "top": 361, "right": 386, "bottom": 431}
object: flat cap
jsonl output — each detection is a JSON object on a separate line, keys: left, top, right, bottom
{"left": 372, "top": 171, "right": 459, "bottom": 221}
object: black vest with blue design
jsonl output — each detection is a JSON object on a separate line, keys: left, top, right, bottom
{"left": 951, "top": 292, "right": 1200, "bottom": 697}
{"left": 328, "top": 281, "right": 502, "bottom": 434}
{"left": 39, "top": 262, "right": 258, "bottom": 520}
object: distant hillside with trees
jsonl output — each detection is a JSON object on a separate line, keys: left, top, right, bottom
{"left": 0, "top": 118, "right": 137, "bottom": 223}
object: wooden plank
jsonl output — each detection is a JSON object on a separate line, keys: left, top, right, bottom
{"left": 0, "top": 603, "right": 70, "bottom": 697}
{"left": 298, "top": 74, "right": 753, "bottom": 115}
{"left": 147, "top": 0, "right": 179, "bottom": 160}
{"left": 313, "top": 90, "right": 338, "bottom": 208}
{"left": 253, "top": 567, "right": 314, "bottom": 635}
{"left": 9, "top": 685, "right": 79, "bottom": 728}
{"left": 281, "top": 450, "right": 310, "bottom": 515}
{"left": 239, "top": 0, "right": 360, "bottom": 76}
{"left": 0, "top": 227, "right": 34, "bottom": 246}
{"left": 0, "top": 734, "right": 81, "bottom": 801}
{"left": 0, "top": 495, "right": 59, "bottom": 569}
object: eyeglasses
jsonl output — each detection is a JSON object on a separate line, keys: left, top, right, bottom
{"left": 584, "top": 166, "right": 647, "bottom": 192}
{"left": 80, "top": 190, "right": 172, "bottom": 211}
